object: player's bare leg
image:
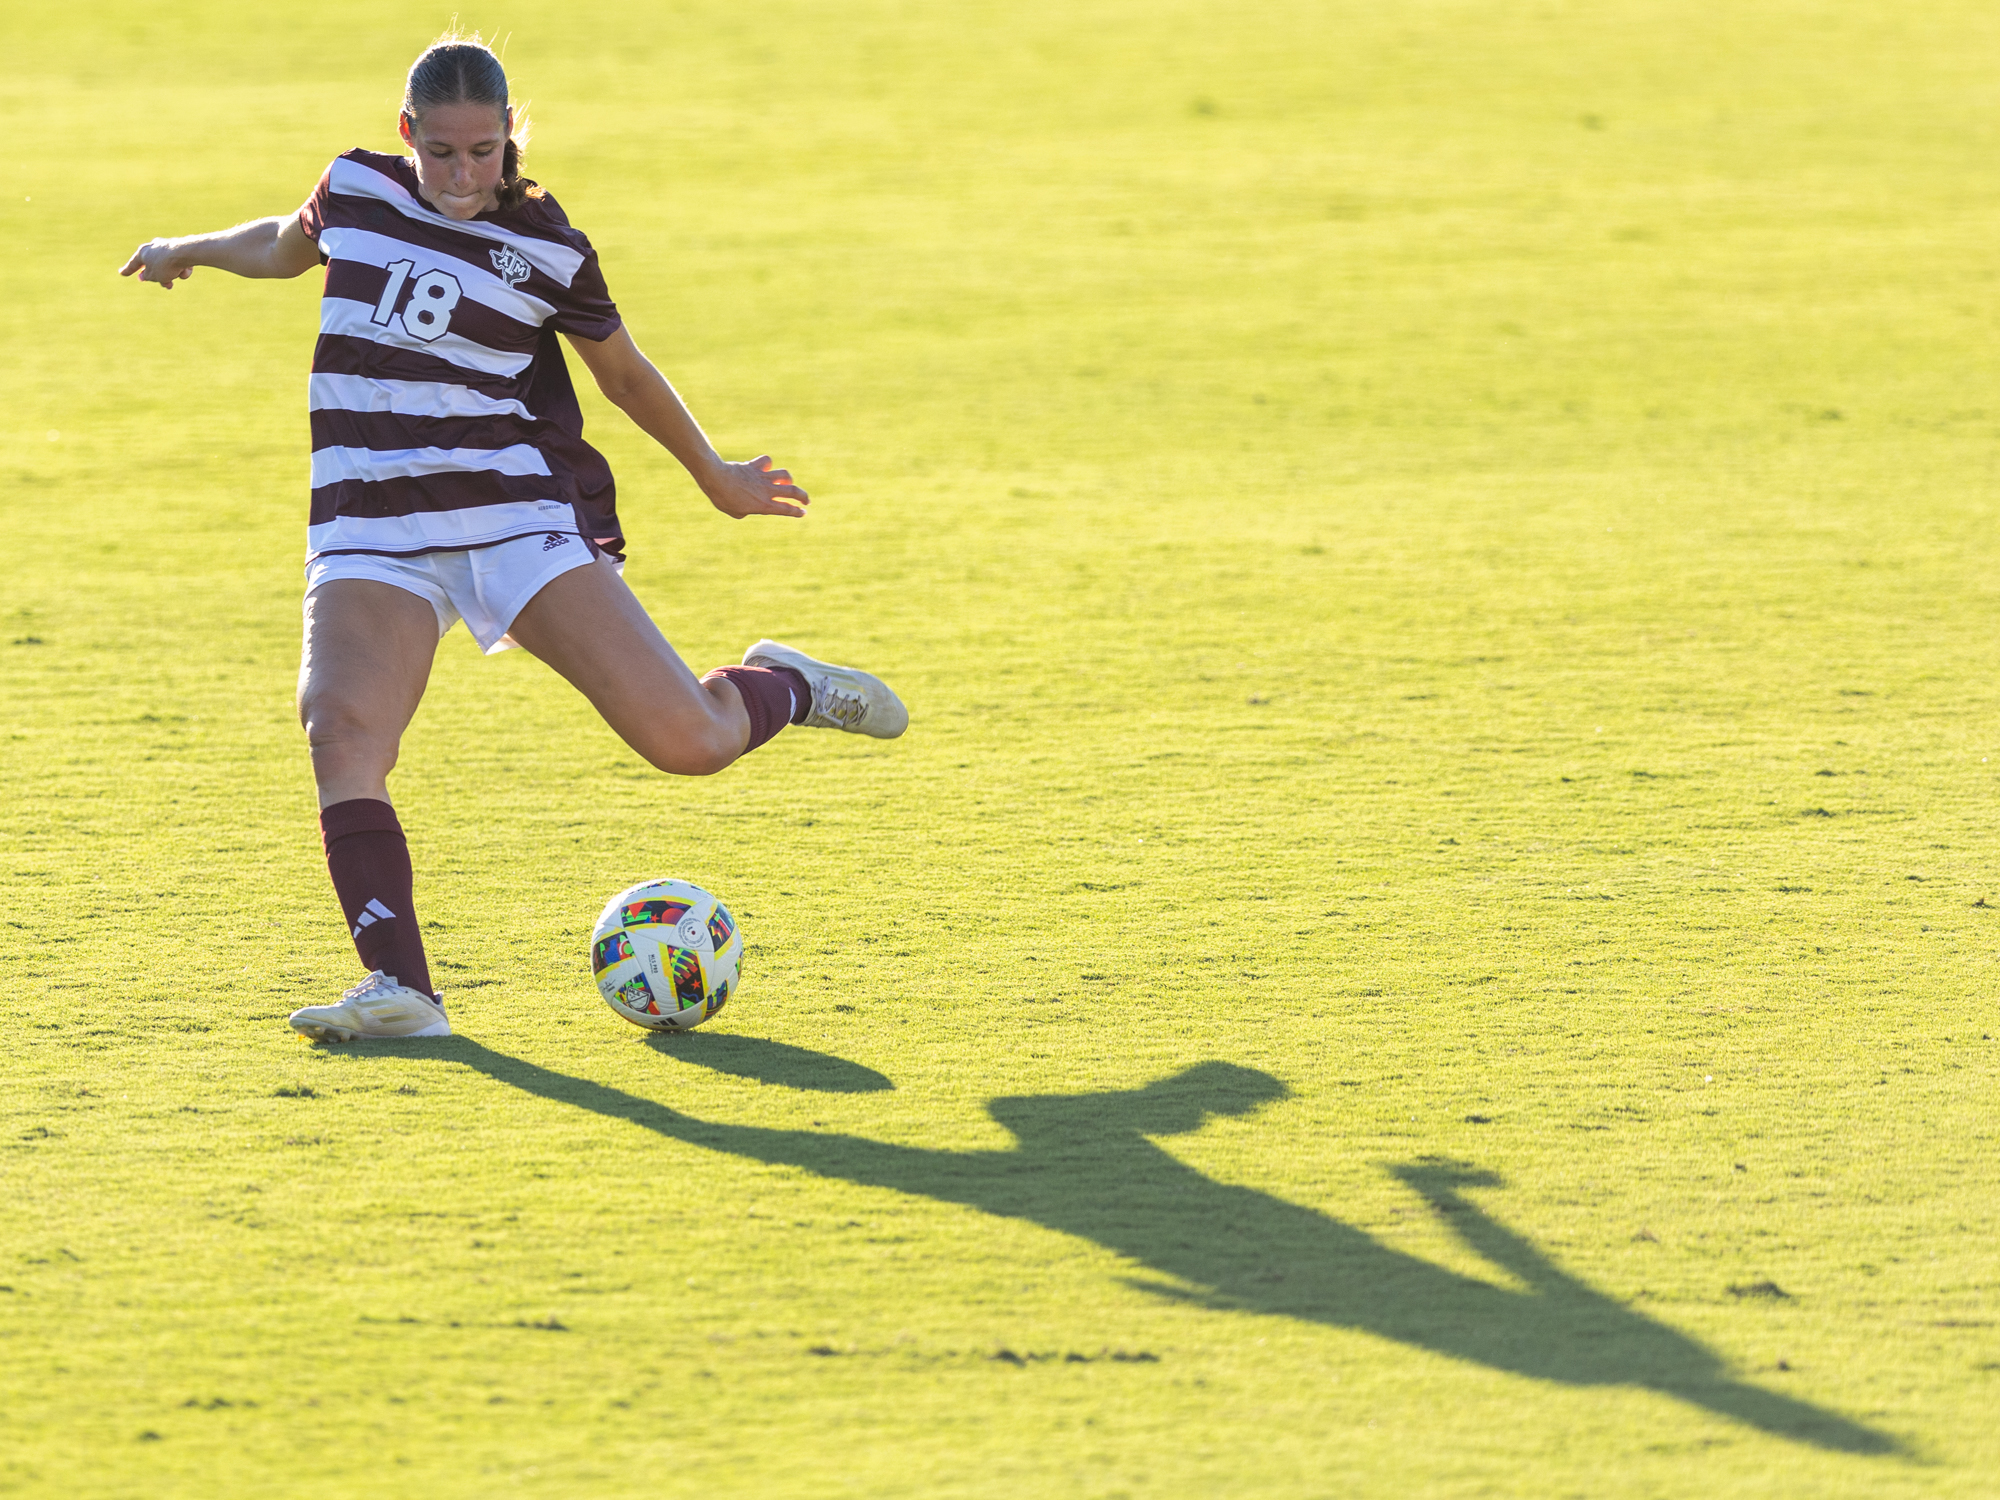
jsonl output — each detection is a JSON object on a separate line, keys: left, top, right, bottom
{"left": 297, "top": 580, "right": 440, "bottom": 806}
{"left": 290, "top": 580, "right": 450, "bottom": 1039}
{"left": 507, "top": 556, "right": 906, "bottom": 771}
{"left": 506, "top": 555, "right": 758, "bottom": 774}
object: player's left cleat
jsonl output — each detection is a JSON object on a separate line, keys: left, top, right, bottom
{"left": 288, "top": 971, "right": 452, "bottom": 1041}
{"left": 742, "top": 639, "right": 909, "bottom": 739}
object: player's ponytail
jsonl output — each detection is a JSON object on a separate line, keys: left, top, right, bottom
{"left": 403, "top": 30, "right": 543, "bottom": 212}
{"left": 494, "top": 112, "right": 539, "bottom": 211}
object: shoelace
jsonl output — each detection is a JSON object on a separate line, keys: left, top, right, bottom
{"left": 341, "top": 971, "right": 394, "bottom": 1002}
{"left": 815, "top": 678, "right": 868, "bottom": 728}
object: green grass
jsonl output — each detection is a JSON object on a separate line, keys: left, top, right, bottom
{"left": 4, "top": 0, "right": 1999, "bottom": 1492}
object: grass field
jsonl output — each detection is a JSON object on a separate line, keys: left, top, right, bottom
{"left": 4, "top": 0, "right": 2000, "bottom": 1493}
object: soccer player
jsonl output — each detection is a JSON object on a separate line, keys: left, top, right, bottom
{"left": 119, "top": 33, "right": 906, "bottom": 1042}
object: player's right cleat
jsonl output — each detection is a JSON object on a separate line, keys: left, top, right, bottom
{"left": 288, "top": 971, "right": 451, "bottom": 1041}
{"left": 742, "top": 639, "right": 909, "bottom": 739}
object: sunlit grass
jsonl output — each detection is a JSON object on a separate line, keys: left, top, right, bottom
{"left": 2, "top": 1, "right": 1997, "bottom": 1494}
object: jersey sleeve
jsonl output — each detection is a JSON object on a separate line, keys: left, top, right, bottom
{"left": 549, "top": 243, "right": 622, "bottom": 341}
{"left": 297, "top": 161, "right": 336, "bottom": 262}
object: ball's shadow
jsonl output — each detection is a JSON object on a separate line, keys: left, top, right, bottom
{"left": 643, "top": 1029, "right": 893, "bottom": 1093}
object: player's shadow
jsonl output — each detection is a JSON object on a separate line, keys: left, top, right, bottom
{"left": 373, "top": 1039, "right": 1895, "bottom": 1456}
{"left": 642, "top": 1031, "right": 892, "bottom": 1093}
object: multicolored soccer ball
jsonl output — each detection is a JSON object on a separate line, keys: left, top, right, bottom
{"left": 590, "top": 879, "right": 743, "bottom": 1032}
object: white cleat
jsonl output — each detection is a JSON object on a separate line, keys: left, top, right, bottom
{"left": 743, "top": 639, "right": 909, "bottom": 739}
{"left": 289, "top": 971, "right": 451, "bottom": 1041}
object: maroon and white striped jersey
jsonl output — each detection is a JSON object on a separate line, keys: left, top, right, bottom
{"left": 297, "top": 150, "right": 625, "bottom": 560}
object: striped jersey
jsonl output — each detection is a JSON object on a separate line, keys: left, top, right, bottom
{"left": 297, "top": 149, "right": 625, "bottom": 560}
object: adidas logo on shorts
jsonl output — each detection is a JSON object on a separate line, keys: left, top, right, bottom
{"left": 542, "top": 533, "right": 570, "bottom": 551}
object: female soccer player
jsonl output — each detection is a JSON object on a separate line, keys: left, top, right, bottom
{"left": 119, "top": 34, "right": 906, "bottom": 1042}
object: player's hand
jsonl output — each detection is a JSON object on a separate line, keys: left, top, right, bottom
{"left": 118, "top": 239, "right": 195, "bottom": 289}
{"left": 700, "top": 455, "right": 809, "bottom": 519}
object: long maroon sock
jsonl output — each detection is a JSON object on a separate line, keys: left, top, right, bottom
{"left": 703, "top": 664, "right": 812, "bottom": 752}
{"left": 320, "top": 798, "right": 434, "bottom": 997}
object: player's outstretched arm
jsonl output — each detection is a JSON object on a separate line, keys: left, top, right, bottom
{"left": 564, "top": 327, "right": 808, "bottom": 520}
{"left": 119, "top": 214, "right": 320, "bottom": 289}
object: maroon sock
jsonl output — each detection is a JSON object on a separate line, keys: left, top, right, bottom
{"left": 704, "top": 664, "right": 813, "bottom": 751}
{"left": 320, "top": 798, "right": 434, "bottom": 998}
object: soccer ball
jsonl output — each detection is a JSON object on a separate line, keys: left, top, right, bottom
{"left": 590, "top": 879, "right": 743, "bottom": 1031}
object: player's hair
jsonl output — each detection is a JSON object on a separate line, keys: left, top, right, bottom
{"left": 402, "top": 30, "right": 542, "bottom": 211}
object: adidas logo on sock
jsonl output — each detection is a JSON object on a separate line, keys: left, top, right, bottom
{"left": 542, "top": 532, "right": 570, "bottom": 551}
{"left": 351, "top": 897, "right": 396, "bottom": 940}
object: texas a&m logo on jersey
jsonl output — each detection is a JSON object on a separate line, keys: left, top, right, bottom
{"left": 489, "top": 245, "right": 532, "bottom": 288}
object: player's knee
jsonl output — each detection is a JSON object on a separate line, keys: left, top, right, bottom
{"left": 299, "top": 695, "right": 400, "bottom": 777}
{"left": 632, "top": 719, "right": 742, "bottom": 778}
{"left": 638, "top": 742, "right": 737, "bottom": 778}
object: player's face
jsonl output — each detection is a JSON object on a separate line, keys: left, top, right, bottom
{"left": 400, "top": 103, "right": 510, "bottom": 220}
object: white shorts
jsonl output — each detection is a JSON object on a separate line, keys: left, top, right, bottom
{"left": 304, "top": 531, "right": 609, "bottom": 655}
